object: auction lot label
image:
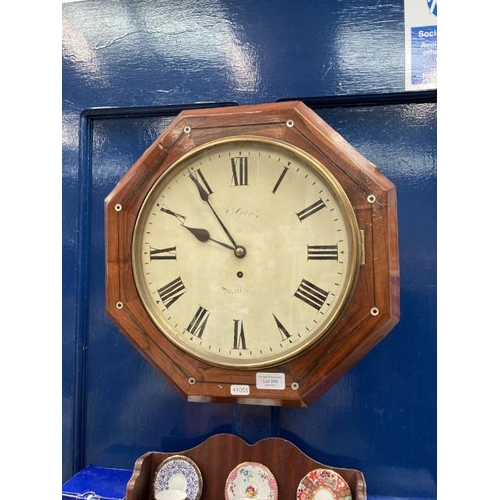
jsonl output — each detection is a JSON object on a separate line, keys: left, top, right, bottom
{"left": 405, "top": 0, "right": 437, "bottom": 89}
{"left": 256, "top": 372, "right": 286, "bottom": 390}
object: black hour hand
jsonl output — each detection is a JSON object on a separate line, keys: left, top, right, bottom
{"left": 182, "top": 225, "right": 235, "bottom": 250}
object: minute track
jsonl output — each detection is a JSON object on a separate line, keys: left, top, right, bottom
{"left": 131, "top": 136, "right": 359, "bottom": 369}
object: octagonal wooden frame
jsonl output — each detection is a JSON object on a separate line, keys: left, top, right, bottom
{"left": 105, "top": 101, "right": 400, "bottom": 407}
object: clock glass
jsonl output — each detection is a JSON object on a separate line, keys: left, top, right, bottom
{"left": 132, "top": 137, "right": 361, "bottom": 369}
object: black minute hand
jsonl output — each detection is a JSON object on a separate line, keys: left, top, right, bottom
{"left": 189, "top": 173, "right": 239, "bottom": 249}
{"left": 189, "top": 172, "right": 211, "bottom": 202}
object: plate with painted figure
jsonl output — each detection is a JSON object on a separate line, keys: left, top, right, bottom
{"left": 296, "top": 468, "right": 352, "bottom": 500}
{"left": 153, "top": 455, "right": 203, "bottom": 500}
{"left": 225, "top": 461, "right": 278, "bottom": 500}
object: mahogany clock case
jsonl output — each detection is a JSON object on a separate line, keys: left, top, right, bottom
{"left": 105, "top": 101, "right": 400, "bottom": 407}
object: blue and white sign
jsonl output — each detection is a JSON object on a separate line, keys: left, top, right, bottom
{"left": 411, "top": 26, "right": 437, "bottom": 85}
{"left": 405, "top": 0, "right": 437, "bottom": 89}
{"left": 427, "top": 0, "right": 437, "bottom": 17}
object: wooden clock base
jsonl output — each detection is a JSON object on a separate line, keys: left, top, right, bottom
{"left": 126, "top": 433, "right": 366, "bottom": 500}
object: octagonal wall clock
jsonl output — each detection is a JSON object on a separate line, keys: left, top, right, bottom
{"left": 105, "top": 101, "right": 400, "bottom": 407}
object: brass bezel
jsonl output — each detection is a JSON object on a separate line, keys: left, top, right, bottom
{"left": 131, "top": 135, "right": 361, "bottom": 369}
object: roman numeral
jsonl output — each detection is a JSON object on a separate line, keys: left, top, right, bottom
{"left": 232, "top": 319, "right": 247, "bottom": 350}
{"left": 272, "top": 166, "right": 289, "bottom": 193}
{"left": 157, "top": 277, "right": 186, "bottom": 308}
{"left": 230, "top": 157, "right": 249, "bottom": 186}
{"left": 160, "top": 206, "right": 186, "bottom": 224}
{"left": 150, "top": 246, "right": 177, "bottom": 260}
{"left": 307, "top": 244, "right": 339, "bottom": 261}
{"left": 294, "top": 279, "right": 329, "bottom": 310}
{"left": 186, "top": 306, "right": 210, "bottom": 338}
{"left": 189, "top": 168, "right": 213, "bottom": 195}
{"left": 296, "top": 199, "right": 326, "bottom": 221}
{"left": 273, "top": 314, "right": 292, "bottom": 340}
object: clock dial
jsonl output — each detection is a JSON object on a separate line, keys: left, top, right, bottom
{"left": 132, "top": 137, "right": 361, "bottom": 369}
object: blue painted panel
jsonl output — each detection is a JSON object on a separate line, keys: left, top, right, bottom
{"left": 62, "top": 0, "right": 406, "bottom": 108}
{"left": 62, "top": 1, "right": 436, "bottom": 498}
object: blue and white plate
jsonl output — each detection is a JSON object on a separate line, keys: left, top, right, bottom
{"left": 153, "top": 455, "right": 203, "bottom": 500}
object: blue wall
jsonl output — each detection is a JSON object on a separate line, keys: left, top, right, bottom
{"left": 62, "top": 2, "right": 436, "bottom": 497}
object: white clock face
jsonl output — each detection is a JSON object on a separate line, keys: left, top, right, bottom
{"left": 132, "top": 137, "right": 360, "bottom": 368}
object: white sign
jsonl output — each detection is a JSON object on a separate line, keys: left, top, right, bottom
{"left": 230, "top": 384, "right": 250, "bottom": 396}
{"left": 256, "top": 372, "right": 286, "bottom": 390}
{"left": 404, "top": 0, "right": 437, "bottom": 90}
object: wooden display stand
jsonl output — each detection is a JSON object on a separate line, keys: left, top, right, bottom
{"left": 126, "top": 434, "right": 366, "bottom": 500}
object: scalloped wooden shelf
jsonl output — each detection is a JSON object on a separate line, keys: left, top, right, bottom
{"left": 126, "top": 434, "right": 366, "bottom": 500}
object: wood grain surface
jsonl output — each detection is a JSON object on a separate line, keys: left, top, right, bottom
{"left": 126, "top": 434, "right": 366, "bottom": 500}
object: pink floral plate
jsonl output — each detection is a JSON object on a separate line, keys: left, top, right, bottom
{"left": 225, "top": 461, "right": 278, "bottom": 500}
{"left": 296, "top": 468, "right": 352, "bottom": 500}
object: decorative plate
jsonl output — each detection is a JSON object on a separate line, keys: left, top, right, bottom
{"left": 225, "top": 461, "right": 278, "bottom": 500}
{"left": 296, "top": 468, "right": 352, "bottom": 500}
{"left": 153, "top": 455, "right": 203, "bottom": 500}
{"left": 155, "top": 491, "right": 187, "bottom": 500}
